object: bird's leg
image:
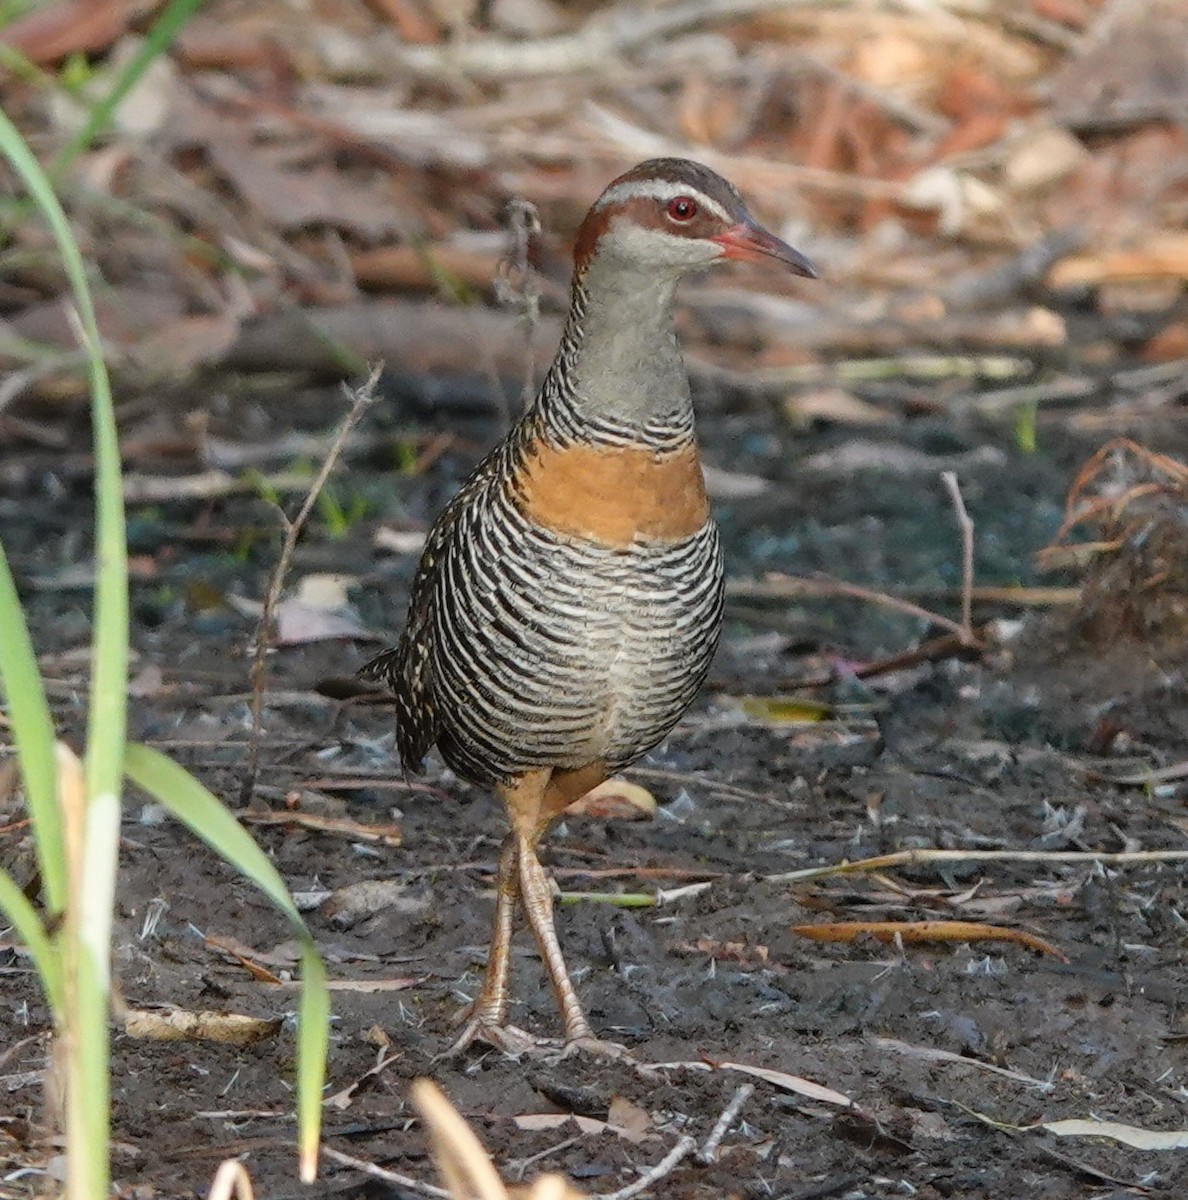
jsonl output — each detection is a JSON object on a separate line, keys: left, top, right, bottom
{"left": 515, "top": 835, "right": 591, "bottom": 1039}
{"left": 445, "top": 768, "right": 628, "bottom": 1059}
{"left": 516, "top": 833, "right": 629, "bottom": 1059}
{"left": 441, "top": 833, "right": 520, "bottom": 1057}
{"left": 473, "top": 832, "right": 519, "bottom": 1028}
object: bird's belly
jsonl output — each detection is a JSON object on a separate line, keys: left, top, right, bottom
{"left": 430, "top": 519, "right": 724, "bottom": 780}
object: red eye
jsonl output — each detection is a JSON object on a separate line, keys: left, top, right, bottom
{"left": 667, "top": 196, "right": 698, "bottom": 222}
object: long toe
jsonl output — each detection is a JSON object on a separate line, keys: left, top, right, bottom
{"left": 560, "top": 1035, "right": 634, "bottom": 1062}
{"left": 438, "top": 1019, "right": 557, "bottom": 1061}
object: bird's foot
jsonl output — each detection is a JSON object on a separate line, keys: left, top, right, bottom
{"left": 558, "top": 1034, "right": 634, "bottom": 1062}
{"left": 438, "top": 1017, "right": 546, "bottom": 1060}
{"left": 439, "top": 1019, "right": 633, "bottom": 1062}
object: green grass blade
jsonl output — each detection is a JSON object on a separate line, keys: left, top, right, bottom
{"left": 0, "top": 870, "right": 63, "bottom": 1014}
{"left": 50, "top": 0, "right": 204, "bottom": 176}
{"left": 0, "top": 541, "right": 65, "bottom": 914}
{"left": 295, "top": 943, "right": 329, "bottom": 1181}
{"left": 123, "top": 743, "right": 328, "bottom": 1178}
{"left": 0, "top": 100, "right": 124, "bottom": 1200}
{"left": 0, "top": 104, "right": 128, "bottom": 817}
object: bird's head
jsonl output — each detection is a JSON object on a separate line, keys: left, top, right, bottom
{"left": 573, "top": 157, "right": 817, "bottom": 280}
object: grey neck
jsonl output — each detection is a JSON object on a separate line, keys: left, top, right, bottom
{"left": 535, "top": 258, "right": 694, "bottom": 449}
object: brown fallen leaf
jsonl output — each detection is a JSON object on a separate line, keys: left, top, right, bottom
{"left": 1048, "top": 233, "right": 1188, "bottom": 288}
{"left": 319, "top": 978, "right": 423, "bottom": 993}
{"left": 205, "top": 933, "right": 285, "bottom": 985}
{"left": 124, "top": 1006, "right": 281, "bottom": 1046}
{"left": 671, "top": 939, "right": 782, "bottom": 972}
{"left": 0, "top": 0, "right": 132, "bottom": 64}
{"left": 173, "top": 91, "right": 402, "bottom": 239}
{"left": 606, "top": 1095, "right": 653, "bottom": 1144}
{"left": 790, "top": 919, "right": 1068, "bottom": 962}
{"left": 323, "top": 879, "right": 432, "bottom": 928}
{"left": 238, "top": 810, "right": 402, "bottom": 846}
{"left": 706, "top": 1060, "right": 853, "bottom": 1108}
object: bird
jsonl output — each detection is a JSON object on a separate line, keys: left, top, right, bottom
{"left": 362, "top": 158, "right": 816, "bottom": 1056}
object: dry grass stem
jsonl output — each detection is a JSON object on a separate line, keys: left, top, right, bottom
{"left": 940, "top": 471, "right": 975, "bottom": 641}
{"left": 206, "top": 1160, "right": 254, "bottom": 1200}
{"left": 412, "top": 1079, "right": 510, "bottom": 1200}
{"left": 495, "top": 198, "right": 542, "bottom": 416}
{"left": 387, "top": 0, "right": 822, "bottom": 81}
{"left": 767, "top": 846, "right": 1188, "bottom": 884}
{"left": 729, "top": 574, "right": 972, "bottom": 640}
{"left": 241, "top": 366, "right": 381, "bottom": 806}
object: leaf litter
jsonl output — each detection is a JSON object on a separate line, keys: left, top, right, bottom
{"left": 4, "top": 1, "right": 1188, "bottom": 1196}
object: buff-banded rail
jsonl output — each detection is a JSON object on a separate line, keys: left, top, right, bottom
{"left": 363, "top": 158, "right": 816, "bottom": 1056}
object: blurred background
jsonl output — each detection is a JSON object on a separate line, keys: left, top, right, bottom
{"left": 2, "top": 0, "right": 1186, "bottom": 642}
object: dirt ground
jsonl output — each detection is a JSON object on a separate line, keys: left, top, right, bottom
{"left": 3, "top": 370, "right": 1188, "bottom": 1199}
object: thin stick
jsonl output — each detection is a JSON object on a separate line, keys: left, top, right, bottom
{"left": 940, "top": 472, "right": 975, "bottom": 642}
{"left": 322, "top": 1147, "right": 452, "bottom": 1199}
{"left": 728, "top": 574, "right": 970, "bottom": 640}
{"left": 697, "top": 1083, "right": 754, "bottom": 1164}
{"left": 594, "top": 1137, "right": 696, "bottom": 1200}
{"left": 765, "top": 847, "right": 1188, "bottom": 885}
{"left": 240, "top": 366, "right": 381, "bottom": 806}
{"left": 389, "top": 0, "right": 822, "bottom": 80}
{"left": 495, "top": 198, "right": 542, "bottom": 420}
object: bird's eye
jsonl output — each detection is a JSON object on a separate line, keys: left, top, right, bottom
{"left": 666, "top": 196, "right": 698, "bottom": 222}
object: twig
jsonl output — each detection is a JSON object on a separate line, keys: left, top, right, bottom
{"left": 322, "top": 1147, "right": 452, "bottom": 1199}
{"left": 388, "top": 0, "right": 822, "bottom": 80}
{"left": 765, "top": 847, "right": 1188, "bottom": 885}
{"left": 785, "top": 51, "right": 949, "bottom": 136}
{"left": 240, "top": 366, "right": 381, "bottom": 806}
{"left": 495, "top": 198, "right": 542, "bottom": 420}
{"left": 780, "top": 627, "right": 986, "bottom": 689}
{"left": 594, "top": 1136, "right": 696, "bottom": 1200}
{"left": 941, "top": 228, "right": 1085, "bottom": 311}
{"left": 697, "top": 1084, "right": 754, "bottom": 1164}
{"left": 727, "top": 574, "right": 970, "bottom": 639}
{"left": 870, "top": 1037, "right": 1054, "bottom": 1092}
{"left": 509, "top": 1136, "right": 584, "bottom": 1183}
{"left": 940, "top": 472, "right": 974, "bottom": 643}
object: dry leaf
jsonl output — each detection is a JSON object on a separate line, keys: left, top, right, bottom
{"left": 1048, "top": 233, "right": 1188, "bottom": 287}
{"left": 0, "top": 0, "right": 132, "bottom": 64}
{"left": 375, "top": 527, "right": 430, "bottom": 554}
{"left": 606, "top": 1095, "right": 652, "bottom": 1143}
{"left": 321, "top": 978, "right": 423, "bottom": 993}
{"left": 1003, "top": 124, "right": 1088, "bottom": 194}
{"left": 513, "top": 1114, "right": 613, "bottom": 1136}
{"left": 1041, "top": 1118, "right": 1188, "bottom": 1150}
{"left": 785, "top": 389, "right": 895, "bottom": 427}
{"left": 124, "top": 1007, "right": 281, "bottom": 1046}
{"left": 790, "top": 919, "right": 1068, "bottom": 962}
{"left": 566, "top": 779, "right": 656, "bottom": 821}
{"left": 323, "top": 879, "right": 432, "bottom": 928}
{"left": 713, "top": 1061, "right": 853, "bottom": 1108}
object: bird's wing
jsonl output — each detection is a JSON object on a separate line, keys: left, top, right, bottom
{"left": 359, "top": 441, "right": 511, "bottom": 773}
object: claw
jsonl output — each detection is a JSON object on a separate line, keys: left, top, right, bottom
{"left": 558, "top": 1035, "right": 634, "bottom": 1062}
{"left": 438, "top": 1018, "right": 545, "bottom": 1060}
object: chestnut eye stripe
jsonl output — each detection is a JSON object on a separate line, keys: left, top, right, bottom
{"left": 592, "top": 179, "right": 734, "bottom": 225}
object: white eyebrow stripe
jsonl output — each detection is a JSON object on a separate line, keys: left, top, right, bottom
{"left": 592, "top": 179, "right": 734, "bottom": 224}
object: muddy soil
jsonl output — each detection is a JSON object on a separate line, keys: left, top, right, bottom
{"left": 2, "top": 374, "right": 1188, "bottom": 1200}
